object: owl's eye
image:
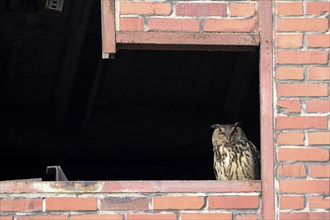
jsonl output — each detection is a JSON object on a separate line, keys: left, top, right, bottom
{"left": 232, "top": 130, "right": 238, "bottom": 134}
{"left": 219, "top": 132, "right": 225, "bottom": 136}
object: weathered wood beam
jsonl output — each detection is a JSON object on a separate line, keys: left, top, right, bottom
{"left": 116, "top": 32, "right": 259, "bottom": 51}
{"left": 258, "top": 0, "right": 275, "bottom": 219}
{"left": 116, "top": 32, "right": 260, "bottom": 46}
{"left": 101, "top": 0, "right": 116, "bottom": 58}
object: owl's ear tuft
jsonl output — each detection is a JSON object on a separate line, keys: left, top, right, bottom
{"left": 211, "top": 124, "right": 220, "bottom": 129}
{"left": 234, "top": 122, "right": 243, "bottom": 127}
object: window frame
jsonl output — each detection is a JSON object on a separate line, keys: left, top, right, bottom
{"left": 101, "top": 0, "right": 274, "bottom": 219}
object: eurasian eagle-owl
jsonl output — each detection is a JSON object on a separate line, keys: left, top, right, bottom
{"left": 211, "top": 123, "right": 260, "bottom": 180}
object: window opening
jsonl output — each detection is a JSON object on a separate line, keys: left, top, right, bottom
{"left": 0, "top": 49, "right": 260, "bottom": 181}
{"left": 86, "top": 49, "right": 260, "bottom": 180}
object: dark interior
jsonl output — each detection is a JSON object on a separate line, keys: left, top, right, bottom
{"left": 0, "top": 0, "right": 260, "bottom": 181}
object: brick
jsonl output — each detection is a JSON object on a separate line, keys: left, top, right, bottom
{"left": 309, "top": 196, "right": 330, "bottom": 209}
{"left": 208, "top": 196, "right": 259, "bottom": 209}
{"left": 277, "top": 116, "right": 328, "bottom": 129}
{"left": 235, "top": 214, "right": 259, "bottom": 220}
{"left": 276, "top": 34, "right": 303, "bottom": 48}
{"left": 71, "top": 214, "right": 122, "bottom": 220}
{"left": 120, "top": 2, "right": 171, "bottom": 15}
{"left": 0, "top": 198, "right": 42, "bottom": 212}
{"left": 277, "top": 18, "right": 328, "bottom": 32}
{"left": 276, "top": 2, "right": 303, "bottom": 16}
{"left": 181, "top": 213, "right": 232, "bottom": 220}
{"left": 176, "top": 3, "right": 226, "bottom": 17}
{"left": 308, "top": 67, "right": 330, "bottom": 80}
{"left": 204, "top": 19, "right": 256, "bottom": 33}
{"left": 46, "top": 197, "right": 97, "bottom": 211}
{"left": 280, "top": 195, "right": 305, "bottom": 209}
{"left": 0, "top": 217, "right": 12, "bottom": 220}
{"left": 277, "top": 84, "right": 328, "bottom": 97}
{"left": 278, "top": 148, "right": 329, "bottom": 162}
{"left": 279, "top": 179, "right": 330, "bottom": 193}
{"left": 230, "top": 3, "right": 255, "bottom": 17}
{"left": 278, "top": 164, "right": 306, "bottom": 177}
{"left": 16, "top": 216, "right": 68, "bottom": 220}
{"left": 278, "top": 132, "right": 304, "bottom": 145}
{"left": 306, "top": 2, "right": 330, "bottom": 15}
{"left": 310, "top": 164, "right": 330, "bottom": 178}
{"left": 127, "top": 214, "right": 176, "bottom": 220}
{"left": 153, "top": 196, "right": 204, "bottom": 210}
{"left": 148, "top": 19, "right": 199, "bottom": 32}
{"left": 120, "top": 18, "right": 144, "bottom": 31}
{"left": 308, "top": 34, "right": 330, "bottom": 48}
{"left": 277, "top": 100, "right": 301, "bottom": 113}
{"left": 276, "top": 67, "right": 304, "bottom": 80}
{"left": 279, "top": 212, "right": 330, "bottom": 220}
{"left": 276, "top": 51, "right": 328, "bottom": 65}
{"left": 101, "top": 196, "right": 148, "bottom": 211}
{"left": 306, "top": 99, "right": 330, "bottom": 112}
{"left": 308, "top": 132, "right": 330, "bottom": 145}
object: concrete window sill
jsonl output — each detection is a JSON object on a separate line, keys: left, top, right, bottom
{"left": 0, "top": 180, "right": 261, "bottom": 193}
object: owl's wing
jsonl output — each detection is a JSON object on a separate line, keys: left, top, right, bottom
{"left": 212, "top": 141, "right": 221, "bottom": 160}
{"left": 212, "top": 141, "right": 221, "bottom": 180}
{"left": 213, "top": 163, "right": 218, "bottom": 180}
{"left": 246, "top": 140, "right": 261, "bottom": 179}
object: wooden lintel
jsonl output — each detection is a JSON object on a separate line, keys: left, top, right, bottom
{"left": 116, "top": 44, "right": 256, "bottom": 52}
{"left": 116, "top": 32, "right": 260, "bottom": 47}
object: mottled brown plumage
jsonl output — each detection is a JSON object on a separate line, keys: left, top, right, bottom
{"left": 211, "top": 123, "right": 260, "bottom": 180}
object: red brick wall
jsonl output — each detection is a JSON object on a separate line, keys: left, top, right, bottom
{"left": 1, "top": 1, "right": 329, "bottom": 219}
{"left": 0, "top": 181, "right": 261, "bottom": 220}
{"left": 274, "top": 0, "right": 330, "bottom": 219}
{"left": 117, "top": 1, "right": 257, "bottom": 33}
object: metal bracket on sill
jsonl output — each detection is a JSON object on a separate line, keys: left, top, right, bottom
{"left": 46, "top": 165, "right": 68, "bottom": 181}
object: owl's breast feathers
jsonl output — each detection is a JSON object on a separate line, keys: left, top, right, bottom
{"left": 213, "top": 138, "right": 260, "bottom": 180}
